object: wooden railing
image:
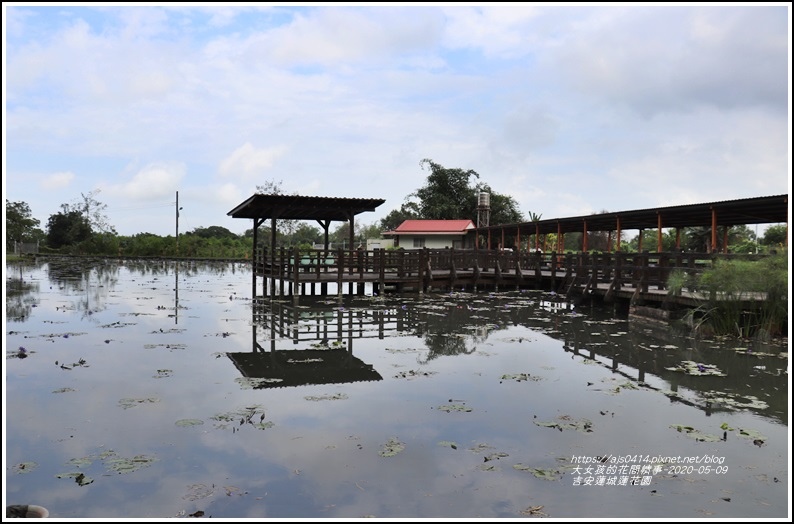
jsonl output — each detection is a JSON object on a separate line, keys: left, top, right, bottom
{"left": 253, "top": 247, "right": 769, "bottom": 295}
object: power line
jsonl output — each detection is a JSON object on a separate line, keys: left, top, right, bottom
{"left": 112, "top": 202, "right": 176, "bottom": 213}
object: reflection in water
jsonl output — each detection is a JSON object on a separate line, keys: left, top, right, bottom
{"left": 6, "top": 260, "right": 40, "bottom": 322}
{"left": 242, "top": 291, "right": 787, "bottom": 424}
{"left": 4, "top": 259, "right": 788, "bottom": 519}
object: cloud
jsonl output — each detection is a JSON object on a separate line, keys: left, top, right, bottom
{"left": 219, "top": 143, "right": 288, "bottom": 181}
{"left": 105, "top": 162, "right": 186, "bottom": 200}
{"left": 40, "top": 171, "right": 75, "bottom": 191}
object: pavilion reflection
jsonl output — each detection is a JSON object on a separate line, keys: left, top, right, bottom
{"left": 224, "top": 299, "right": 413, "bottom": 389}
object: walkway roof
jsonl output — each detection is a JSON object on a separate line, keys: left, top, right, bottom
{"left": 479, "top": 194, "right": 788, "bottom": 236}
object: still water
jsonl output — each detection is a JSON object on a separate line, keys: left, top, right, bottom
{"left": 3, "top": 258, "right": 790, "bottom": 520}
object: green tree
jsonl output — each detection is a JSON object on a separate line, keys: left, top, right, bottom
{"left": 6, "top": 200, "right": 41, "bottom": 247}
{"left": 411, "top": 158, "right": 480, "bottom": 219}
{"left": 46, "top": 210, "right": 92, "bottom": 249}
{"left": 407, "top": 159, "right": 522, "bottom": 225}
{"left": 189, "top": 226, "right": 239, "bottom": 240}
{"left": 379, "top": 203, "right": 420, "bottom": 231}
{"left": 762, "top": 225, "right": 787, "bottom": 247}
{"left": 255, "top": 179, "right": 286, "bottom": 195}
{"left": 290, "top": 222, "right": 322, "bottom": 247}
{"left": 471, "top": 182, "right": 523, "bottom": 225}
{"left": 61, "top": 189, "right": 116, "bottom": 235}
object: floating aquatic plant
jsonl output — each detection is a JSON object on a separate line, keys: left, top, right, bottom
{"left": 119, "top": 397, "right": 160, "bottom": 409}
{"left": 305, "top": 393, "right": 348, "bottom": 401}
{"left": 105, "top": 454, "right": 159, "bottom": 474}
{"left": 669, "top": 424, "right": 722, "bottom": 442}
{"left": 395, "top": 369, "right": 437, "bottom": 379}
{"left": 513, "top": 464, "right": 562, "bottom": 480}
{"left": 665, "top": 361, "right": 726, "bottom": 376}
{"left": 11, "top": 462, "right": 38, "bottom": 474}
{"left": 500, "top": 373, "right": 535, "bottom": 382}
{"left": 235, "top": 377, "right": 283, "bottom": 389}
{"left": 378, "top": 437, "right": 405, "bottom": 457}
{"left": 534, "top": 416, "right": 593, "bottom": 433}
{"left": 436, "top": 403, "right": 472, "bottom": 413}
{"left": 56, "top": 472, "right": 94, "bottom": 486}
{"left": 175, "top": 419, "right": 205, "bottom": 427}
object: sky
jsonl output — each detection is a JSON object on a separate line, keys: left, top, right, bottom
{"left": 3, "top": 3, "right": 791, "bottom": 239}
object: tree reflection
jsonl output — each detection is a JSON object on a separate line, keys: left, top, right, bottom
{"left": 6, "top": 260, "right": 42, "bottom": 322}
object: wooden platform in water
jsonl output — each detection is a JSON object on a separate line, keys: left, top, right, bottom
{"left": 252, "top": 248, "right": 772, "bottom": 310}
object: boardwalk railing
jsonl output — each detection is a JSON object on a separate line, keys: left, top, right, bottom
{"left": 253, "top": 247, "right": 768, "bottom": 301}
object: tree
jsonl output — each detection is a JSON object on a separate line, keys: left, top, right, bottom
{"left": 471, "top": 182, "right": 523, "bottom": 225}
{"left": 290, "top": 222, "right": 322, "bottom": 247}
{"left": 762, "top": 225, "right": 787, "bottom": 247}
{"left": 256, "top": 179, "right": 286, "bottom": 195}
{"left": 6, "top": 200, "right": 41, "bottom": 247}
{"left": 379, "top": 203, "right": 419, "bottom": 232}
{"left": 411, "top": 158, "right": 480, "bottom": 219}
{"left": 188, "top": 226, "right": 239, "bottom": 240}
{"left": 61, "top": 189, "right": 116, "bottom": 235}
{"left": 407, "top": 159, "right": 523, "bottom": 226}
{"left": 46, "top": 210, "right": 92, "bottom": 249}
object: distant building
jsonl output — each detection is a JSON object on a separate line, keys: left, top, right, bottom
{"left": 366, "top": 238, "right": 394, "bottom": 250}
{"left": 383, "top": 219, "right": 475, "bottom": 249}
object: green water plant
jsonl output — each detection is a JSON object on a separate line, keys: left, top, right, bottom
{"left": 669, "top": 251, "right": 787, "bottom": 339}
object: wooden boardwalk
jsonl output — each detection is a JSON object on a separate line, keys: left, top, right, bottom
{"left": 252, "top": 248, "right": 770, "bottom": 310}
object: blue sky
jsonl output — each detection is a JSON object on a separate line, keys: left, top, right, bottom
{"left": 3, "top": 3, "right": 791, "bottom": 238}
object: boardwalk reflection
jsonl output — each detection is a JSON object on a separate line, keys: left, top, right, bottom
{"left": 229, "top": 291, "right": 787, "bottom": 424}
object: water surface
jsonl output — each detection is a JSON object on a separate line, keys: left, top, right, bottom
{"left": 3, "top": 258, "right": 789, "bottom": 519}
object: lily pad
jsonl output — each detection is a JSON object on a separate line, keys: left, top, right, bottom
{"left": 669, "top": 424, "right": 722, "bottom": 442}
{"left": 304, "top": 393, "right": 349, "bottom": 401}
{"left": 105, "top": 454, "right": 159, "bottom": 474}
{"left": 665, "top": 361, "right": 726, "bottom": 376}
{"left": 56, "top": 472, "right": 94, "bottom": 486}
{"left": 378, "top": 437, "right": 405, "bottom": 457}
{"left": 175, "top": 419, "right": 205, "bottom": 427}
{"left": 119, "top": 397, "right": 160, "bottom": 409}
{"left": 436, "top": 403, "right": 472, "bottom": 413}
{"left": 534, "top": 416, "right": 593, "bottom": 433}
{"left": 737, "top": 427, "right": 767, "bottom": 444}
{"left": 11, "top": 462, "right": 38, "bottom": 474}
{"left": 513, "top": 464, "right": 562, "bottom": 480}
{"left": 500, "top": 373, "right": 543, "bottom": 382}
{"left": 702, "top": 391, "right": 769, "bottom": 410}
{"left": 235, "top": 377, "right": 283, "bottom": 389}
{"left": 395, "top": 369, "right": 438, "bottom": 379}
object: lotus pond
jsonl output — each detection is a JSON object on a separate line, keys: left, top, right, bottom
{"left": 3, "top": 258, "right": 790, "bottom": 519}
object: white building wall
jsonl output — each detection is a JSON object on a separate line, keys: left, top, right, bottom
{"left": 398, "top": 235, "right": 462, "bottom": 249}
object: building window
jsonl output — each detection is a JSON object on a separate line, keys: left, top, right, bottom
{"left": 413, "top": 238, "right": 425, "bottom": 248}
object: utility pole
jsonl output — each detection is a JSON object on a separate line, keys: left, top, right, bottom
{"left": 176, "top": 191, "right": 179, "bottom": 256}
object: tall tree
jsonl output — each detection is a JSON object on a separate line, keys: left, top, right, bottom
{"left": 379, "top": 203, "right": 420, "bottom": 232}
{"left": 470, "top": 182, "right": 523, "bottom": 225}
{"left": 411, "top": 158, "right": 479, "bottom": 220}
{"left": 762, "top": 225, "right": 787, "bottom": 247}
{"left": 46, "top": 210, "right": 92, "bottom": 249}
{"left": 61, "top": 190, "right": 116, "bottom": 235}
{"left": 6, "top": 200, "right": 41, "bottom": 247}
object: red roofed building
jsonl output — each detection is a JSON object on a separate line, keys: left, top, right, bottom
{"left": 383, "top": 219, "right": 475, "bottom": 249}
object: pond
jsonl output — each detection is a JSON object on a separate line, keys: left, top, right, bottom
{"left": 3, "top": 258, "right": 789, "bottom": 519}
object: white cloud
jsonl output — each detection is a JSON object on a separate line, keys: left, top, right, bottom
{"left": 3, "top": 5, "right": 788, "bottom": 238}
{"left": 106, "top": 162, "right": 186, "bottom": 200}
{"left": 219, "top": 143, "right": 288, "bottom": 181}
{"left": 40, "top": 171, "right": 75, "bottom": 191}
